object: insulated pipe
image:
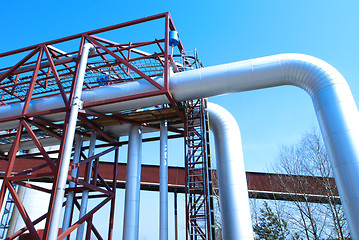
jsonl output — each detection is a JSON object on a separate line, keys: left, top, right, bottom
{"left": 76, "top": 132, "right": 96, "bottom": 240}
{"left": 171, "top": 54, "right": 359, "bottom": 238}
{"left": 1, "top": 53, "right": 359, "bottom": 237}
{"left": 207, "top": 102, "right": 254, "bottom": 239}
{"left": 62, "top": 135, "right": 83, "bottom": 237}
{"left": 123, "top": 125, "right": 143, "bottom": 240}
{"left": 47, "top": 43, "right": 95, "bottom": 240}
{"left": 159, "top": 120, "right": 168, "bottom": 240}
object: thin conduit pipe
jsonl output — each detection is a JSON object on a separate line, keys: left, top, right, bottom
{"left": 123, "top": 125, "right": 143, "bottom": 240}
{"left": 160, "top": 120, "right": 168, "bottom": 240}
{"left": 76, "top": 132, "right": 96, "bottom": 240}
{"left": 207, "top": 102, "right": 253, "bottom": 240}
{"left": 62, "top": 135, "right": 83, "bottom": 238}
{"left": 46, "top": 43, "right": 95, "bottom": 240}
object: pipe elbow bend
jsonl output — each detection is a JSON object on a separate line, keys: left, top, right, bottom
{"left": 278, "top": 53, "right": 347, "bottom": 97}
{"left": 83, "top": 43, "right": 95, "bottom": 53}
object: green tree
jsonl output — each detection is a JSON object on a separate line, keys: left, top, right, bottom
{"left": 253, "top": 201, "right": 289, "bottom": 240}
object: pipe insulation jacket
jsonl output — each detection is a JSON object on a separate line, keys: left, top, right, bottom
{"left": 160, "top": 121, "right": 168, "bottom": 240}
{"left": 123, "top": 125, "right": 143, "bottom": 240}
{"left": 207, "top": 102, "right": 254, "bottom": 239}
{"left": 1, "top": 53, "right": 359, "bottom": 237}
{"left": 172, "top": 54, "right": 359, "bottom": 238}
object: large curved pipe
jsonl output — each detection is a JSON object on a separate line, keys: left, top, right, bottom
{"left": 207, "top": 102, "right": 254, "bottom": 239}
{"left": 1, "top": 53, "right": 358, "bottom": 237}
{"left": 172, "top": 54, "right": 359, "bottom": 238}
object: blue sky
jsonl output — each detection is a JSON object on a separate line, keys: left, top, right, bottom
{"left": 1, "top": 1, "right": 359, "bottom": 171}
{"left": 1, "top": 0, "right": 359, "bottom": 239}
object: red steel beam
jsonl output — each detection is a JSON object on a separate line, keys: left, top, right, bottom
{"left": 0, "top": 12, "right": 169, "bottom": 58}
{"left": 0, "top": 158, "right": 340, "bottom": 202}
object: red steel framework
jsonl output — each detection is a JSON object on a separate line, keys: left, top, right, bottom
{"left": 0, "top": 12, "right": 343, "bottom": 240}
{"left": 0, "top": 159, "right": 341, "bottom": 202}
{"left": 185, "top": 98, "right": 215, "bottom": 240}
{"left": 0, "top": 13, "right": 189, "bottom": 239}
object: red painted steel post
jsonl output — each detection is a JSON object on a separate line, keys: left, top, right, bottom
{"left": 164, "top": 13, "right": 170, "bottom": 91}
{"left": 108, "top": 147, "right": 119, "bottom": 240}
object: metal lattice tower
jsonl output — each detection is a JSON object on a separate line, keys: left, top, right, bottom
{"left": 185, "top": 98, "right": 215, "bottom": 240}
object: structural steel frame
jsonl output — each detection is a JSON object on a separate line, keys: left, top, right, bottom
{"left": 185, "top": 99, "right": 214, "bottom": 240}
{"left": 0, "top": 12, "right": 343, "bottom": 240}
{"left": 0, "top": 12, "right": 185, "bottom": 239}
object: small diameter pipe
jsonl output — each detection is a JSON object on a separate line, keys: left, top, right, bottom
{"left": 174, "top": 190, "right": 178, "bottom": 240}
{"left": 207, "top": 102, "right": 254, "bottom": 240}
{"left": 62, "top": 135, "right": 83, "bottom": 237}
{"left": 76, "top": 132, "right": 96, "bottom": 240}
{"left": 6, "top": 186, "right": 26, "bottom": 237}
{"left": 160, "top": 120, "right": 168, "bottom": 240}
{"left": 47, "top": 43, "right": 95, "bottom": 240}
{"left": 123, "top": 125, "right": 143, "bottom": 240}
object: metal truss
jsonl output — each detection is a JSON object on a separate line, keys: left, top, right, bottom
{"left": 185, "top": 98, "right": 215, "bottom": 240}
{"left": 0, "top": 12, "right": 185, "bottom": 239}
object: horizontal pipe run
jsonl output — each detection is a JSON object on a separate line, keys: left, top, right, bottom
{"left": 0, "top": 53, "right": 358, "bottom": 237}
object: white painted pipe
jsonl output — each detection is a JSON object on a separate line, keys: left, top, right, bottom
{"left": 6, "top": 185, "right": 26, "bottom": 237}
{"left": 207, "top": 102, "right": 253, "bottom": 239}
{"left": 159, "top": 120, "right": 168, "bottom": 240}
{"left": 47, "top": 43, "right": 95, "bottom": 240}
{"left": 76, "top": 132, "right": 96, "bottom": 240}
{"left": 1, "top": 53, "right": 359, "bottom": 237}
{"left": 62, "top": 135, "right": 83, "bottom": 237}
{"left": 171, "top": 54, "right": 359, "bottom": 238}
{"left": 123, "top": 125, "right": 143, "bottom": 240}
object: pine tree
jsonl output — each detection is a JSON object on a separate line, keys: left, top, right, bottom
{"left": 253, "top": 202, "right": 289, "bottom": 240}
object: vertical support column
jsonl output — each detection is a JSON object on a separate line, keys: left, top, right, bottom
{"left": 76, "top": 132, "right": 96, "bottom": 240}
{"left": 62, "top": 135, "right": 83, "bottom": 238}
{"left": 47, "top": 43, "right": 94, "bottom": 240}
{"left": 174, "top": 190, "right": 178, "bottom": 240}
{"left": 123, "top": 125, "right": 142, "bottom": 240}
{"left": 160, "top": 121, "right": 168, "bottom": 240}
